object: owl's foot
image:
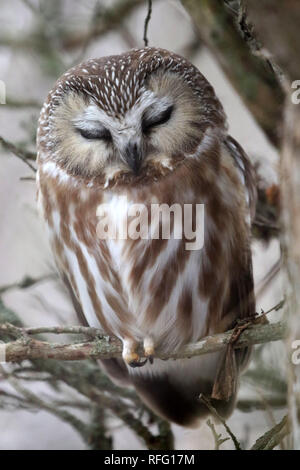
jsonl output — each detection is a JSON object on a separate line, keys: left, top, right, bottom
{"left": 122, "top": 337, "right": 155, "bottom": 367}
{"left": 122, "top": 338, "right": 147, "bottom": 368}
{"left": 143, "top": 337, "right": 155, "bottom": 364}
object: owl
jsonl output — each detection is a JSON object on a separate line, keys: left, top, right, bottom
{"left": 36, "top": 48, "right": 256, "bottom": 427}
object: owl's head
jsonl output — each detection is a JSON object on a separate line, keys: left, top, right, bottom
{"left": 37, "top": 48, "right": 226, "bottom": 187}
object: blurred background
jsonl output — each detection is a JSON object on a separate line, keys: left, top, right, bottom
{"left": 0, "top": 0, "right": 286, "bottom": 449}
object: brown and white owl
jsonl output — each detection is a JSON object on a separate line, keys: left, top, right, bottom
{"left": 36, "top": 48, "right": 256, "bottom": 426}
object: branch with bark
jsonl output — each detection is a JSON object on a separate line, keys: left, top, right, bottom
{"left": 238, "top": 0, "right": 300, "bottom": 450}
{"left": 0, "top": 317, "right": 286, "bottom": 363}
{"left": 181, "top": 0, "right": 284, "bottom": 148}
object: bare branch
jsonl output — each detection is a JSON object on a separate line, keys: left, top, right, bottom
{"left": 0, "top": 136, "right": 36, "bottom": 172}
{"left": 143, "top": 0, "right": 152, "bottom": 47}
{"left": 251, "top": 414, "right": 289, "bottom": 450}
{"left": 206, "top": 418, "right": 230, "bottom": 450}
{"left": 0, "top": 319, "right": 287, "bottom": 363}
{"left": 60, "top": 0, "right": 144, "bottom": 50}
{"left": 0, "top": 273, "right": 57, "bottom": 295}
{"left": 5, "top": 97, "right": 41, "bottom": 109}
{"left": 181, "top": 0, "right": 284, "bottom": 148}
{"left": 0, "top": 365, "right": 90, "bottom": 441}
{"left": 200, "top": 394, "right": 242, "bottom": 450}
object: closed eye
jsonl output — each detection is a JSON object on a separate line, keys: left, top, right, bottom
{"left": 142, "top": 105, "right": 174, "bottom": 133}
{"left": 76, "top": 126, "right": 112, "bottom": 141}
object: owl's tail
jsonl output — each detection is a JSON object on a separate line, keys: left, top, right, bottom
{"left": 102, "top": 352, "right": 239, "bottom": 427}
{"left": 133, "top": 364, "right": 238, "bottom": 426}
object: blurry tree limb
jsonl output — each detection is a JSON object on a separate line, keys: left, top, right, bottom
{"left": 0, "top": 274, "right": 57, "bottom": 295}
{"left": 0, "top": 301, "right": 173, "bottom": 450}
{"left": 0, "top": 0, "right": 144, "bottom": 51}
{"left": 19, "top": 176, "right": 36, "bottom": 182}
{"left": 181, "top": 0, "right": 284, "bottom": 148}
{"left": 251, "top": 414, "right": 289, "bottom": 450}
{"left": 236, "top": 398, "right": 287, "bottom": 413}
{"left": 0, "top": 136, "right": 36, "bottom": 172}
{"left": 5, "top": 97, "right": 42, "bottom": 109}
{"left": 88, "top": 407, "right": 113, "bottom": 450}
{"left": 200, "top": 394, "right": 242, "bottom": 450}
{"left": 143, "top": 0, "right": 152, "bottom": 47}
{"left": 0, "top": 320, "right": 287, "bottom": 363}
{"left": 50, "top": 0, "right": 145, "bottom": 51}
{"left": 240, "top": 0, "right": 300, "bottom": 450}
{"left": 203, "top": 395, "right": 289, "bottom": 450}
{"left": 244, "top": 0, "right": 300, "bottom": 83}
{"left": 280, "top": 101, "right": 300, "bottom": 450}
{"left": 0, "top": 364, "right": 90, "bottom": 442}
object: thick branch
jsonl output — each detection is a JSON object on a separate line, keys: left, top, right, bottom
{"left": 0, "top": 321, "right": 286, "bottom": 363}
{"left": 181, "top": 0, "right": 284, "bottom": 147}
{"left": 242, "top": 0, "right": 300, "bottom": 450}
{"left": 244, "top": 0, "right": 300, "bottom": 82}
{"left": 251, "top": 415, "right": 289, "bottom": 450}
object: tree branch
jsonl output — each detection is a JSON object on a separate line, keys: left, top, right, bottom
{"left": 0, "top": 273, "right": 57, "bottom": 295}
{"left": 0, "top": 320, "right": 286, "bottom": 363}
{"left": 181, "top": 0, "right": 284, "bottom": 148}
{"left": 251, "top": 414, "right": 289, "bottom": 450}
{"left": 200, "top": 394, "right": 242, "bottom": 450}
{"left": 51, "top": 0, "right": 145, "bottom": 51}
{"left": 0, "top": 136, "right": 36, "bottom": 172}
{"left": 143, "top": 0, "right": 152, "bottom": 47}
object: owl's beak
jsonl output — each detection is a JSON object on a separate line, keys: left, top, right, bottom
{"left": 123, "top": 142, "right": 143, "bottom": 175}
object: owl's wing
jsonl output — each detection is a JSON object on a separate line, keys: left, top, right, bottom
{"left": 224, "top": 134, "right": 257, "bottom": 324}
{"left": 225, "top": 135, "right": 257, "bottom": 224}
{"left": 212, "top": 137, "right": 257, "bottom": 401}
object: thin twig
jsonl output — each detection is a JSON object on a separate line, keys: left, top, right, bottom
{"left": 0, "top": 365, "right": 90, "bottom": 440}
{"left": 143, "top": 0, "right": 152, "bottom": 47}
{"left": 0, "top": 273, "right": 57, "bottom": 295}
{"left": 19, "top": 176, "right": 36, "bottom": 182}
{"left": 5, "top": 97, "right": 41, "bottom": 109}
{"left": 206, "top": 419, "right": 230, "bottom": 450}
{"left": 200, "top": 394, "right": 242, "bottom": 450}
{"left": 0, "top": 136, "right": 36, "bottom": 172}
{"left": 260, "top": 298, "right": 285, "bottom": 317}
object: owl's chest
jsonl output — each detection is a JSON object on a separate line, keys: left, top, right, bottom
{"left": 92, "top": 191, "right": 219, "bottom": 345}
{"left": 42, "top": 179, "right": 230, "bottom": 344}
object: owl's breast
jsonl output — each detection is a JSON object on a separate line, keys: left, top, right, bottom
{"left": 38, "top": 158, "right": 241, "bottom": 351}
{"left": 98, "top": 191, "right": 227, "bottom": 352}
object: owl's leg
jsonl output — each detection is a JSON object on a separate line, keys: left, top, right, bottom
{"left": 122, "top": 338, "right": 147, "bottom": 368}
{"left": 143, "top": 336, "right": 155, "bottom": 364}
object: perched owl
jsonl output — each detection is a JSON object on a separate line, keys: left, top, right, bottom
{"left": 36, "top": 48, "right": 256, "bottom": 426}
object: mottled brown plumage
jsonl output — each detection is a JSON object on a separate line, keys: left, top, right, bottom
{"left": 37, "top": 48, "right": 256, "bottom": 426}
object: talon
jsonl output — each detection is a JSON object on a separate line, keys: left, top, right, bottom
{"left": 123, "top": 351, "right": 140, "bottom": 365}
{"left": 129, "top": 358, "right": 148, "bottom": 368}
{"left": 122, "top": 338, "right": 139, "bottom": 365}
